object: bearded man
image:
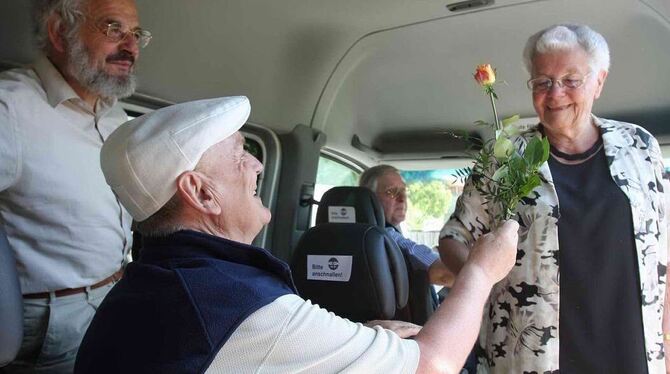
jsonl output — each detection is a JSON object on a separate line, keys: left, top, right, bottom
{"left": 0, "top": 0, "right": 151, "bottom": 372}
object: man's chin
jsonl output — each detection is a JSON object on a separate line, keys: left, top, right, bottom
{"left": 261, "top": 209, "right": 272, "bottom": 225}
{"left": 104, "top": 70, "right": 134, "bottom": 81}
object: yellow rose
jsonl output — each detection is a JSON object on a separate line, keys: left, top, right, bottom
{"left": 474, "top": 64, "right": 496, "bottom": 86}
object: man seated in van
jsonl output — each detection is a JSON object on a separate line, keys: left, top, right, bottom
{"left": 75, "top": 96, "right": 519, "bottom": 374}
{"left": 360, "top": 165, "right": 454, "bottom": 286}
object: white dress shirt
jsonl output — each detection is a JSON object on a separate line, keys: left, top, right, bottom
{"left": 207, "top": 294, "right": 420, "bottom": 373}
{"left": 0, "top": 56, "right": 132, "bottom": 293}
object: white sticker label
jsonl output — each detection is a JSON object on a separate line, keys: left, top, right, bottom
{"left": 328, "top": 206, "right": 355, "bottom": 223}
{"left": 306, "top": 255, "right": 353, "bottom": 282}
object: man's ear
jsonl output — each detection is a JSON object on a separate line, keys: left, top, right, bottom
{"left": 175, "top": 171, "right": 222, "bottom": 216}
{"left": 47, "top": 15, "right": 66, "bottom": 53}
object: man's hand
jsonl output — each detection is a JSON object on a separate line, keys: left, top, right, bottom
{"left": 466, "top": 220, "right": 519, "bottom": 285}
{"left": 428, "top": 259, "right": 455, "bottom": 287}
{"left": 365, "top": 320, "right": 422, "bottom": 338}
{"left": 413, "top": 219, "right": 519, "bottom": 373}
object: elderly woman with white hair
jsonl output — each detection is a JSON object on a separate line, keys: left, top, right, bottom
{"left": 438, "top": 24, "right": 669, "bottom": 373}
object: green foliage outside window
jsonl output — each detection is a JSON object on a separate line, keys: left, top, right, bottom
{"left": 405, "top": 180, "right": 452, "bottom": 230}
{"left": 400, "top": 169, "right": 469, "bottom": 231}
{"left": 244, "top": 139, "right": 263, "bottom": 162}
{"left": 316, "top": 157, "right": 360, "bottom": 186}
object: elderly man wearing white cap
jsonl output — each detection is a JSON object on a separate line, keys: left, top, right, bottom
{"left": 74, "top": 96, "right": 520, "bottom": 374}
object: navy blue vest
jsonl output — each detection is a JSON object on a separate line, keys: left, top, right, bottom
{"left": 75, "top": 230, "right": 297, "bottom": 374}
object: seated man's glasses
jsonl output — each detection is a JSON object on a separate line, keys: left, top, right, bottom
{"left": 527, "top": 72, "right": 591, "bottom": 92}
{"left": 384, "top": 187, "right": 407, "bottom": 200}
{"left": 100, "top": 22, "right": 153, "bottom": 48}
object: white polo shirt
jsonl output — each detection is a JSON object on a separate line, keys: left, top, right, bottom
{"left": 0, "top": 56, "right": 132, "bottom": 293}
{"left": 207, "top": 294, "right": 420, "bottom": 373}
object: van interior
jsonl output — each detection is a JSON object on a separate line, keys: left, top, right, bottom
{"left": 1, "top": 0, "right": 669, "bottom": 350}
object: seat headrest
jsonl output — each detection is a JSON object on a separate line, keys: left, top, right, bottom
{"left": 315, "top": 187, "right": 385, "bottom": 227}
{"left": 291, "top": 223, "right": 409, "bottom": 321}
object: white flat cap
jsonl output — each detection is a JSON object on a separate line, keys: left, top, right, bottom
{"left": 101, "top": 96, "right": 251, "bottom": 221}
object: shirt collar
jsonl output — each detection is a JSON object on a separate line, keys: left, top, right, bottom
{"left": 32, "top": 55, "right": 117, "bottom": 111}
{"left": 526, "top": 115, "right": 632, "bottom": 179}
{"left": 592, "top": 115, "right": 634, "bottom": 163}
{"left": 385, "top": 222, "right": 401, "bottom": 233}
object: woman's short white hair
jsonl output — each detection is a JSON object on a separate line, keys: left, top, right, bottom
{"left": 33, "top": 0, "right": 86, "bottom": 52}
{"left": 523, "top": 23, "right": 610, "bottom": 74}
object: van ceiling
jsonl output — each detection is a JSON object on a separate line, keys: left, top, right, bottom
{"left": 1, "top": 0, "right": 668, "bottom": 161}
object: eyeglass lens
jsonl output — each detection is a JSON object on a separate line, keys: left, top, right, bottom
{"left": 528, "top": 74, "right": 589, "bottom": 92}
{"left": 105, "top": 23, "right": 152, "bottom": 48}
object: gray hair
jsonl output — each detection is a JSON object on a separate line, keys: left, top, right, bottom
{"left": 136, "top": 193, "right": 186, "bottom": 237}
{"left": 33, "top": 0, "right": 87, "bottom": 52}
{"left": 137, "top": 160, "right": 217, "bottom": 237}
{"left": 523, "top": 23, "right": 610, "bottom": 74}
{"left": 359, "top": 165, "right": 399, "bottom": 192}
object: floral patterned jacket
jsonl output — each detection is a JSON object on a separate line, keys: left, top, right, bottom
{"left": 440, "top": 116, "right": 669, "bottom": 373}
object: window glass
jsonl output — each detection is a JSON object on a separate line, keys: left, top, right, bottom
{"left": 311, "top": 156, "right": 361, "bottom": 226}
{"left": 398, "top": 168, "right": 470, "bottom": 247}
{"left": 123, "top": 110, "right": 142, "bottom": 120}
{"left": 244, "top": 138, "right": 263, "bottom": 163}
{"left": 245, "top": 138, "right": 264, "bottom": 196}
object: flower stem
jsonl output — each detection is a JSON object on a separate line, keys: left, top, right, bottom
{"left": 488, "top": 92, "right": 501, "bottom": 135}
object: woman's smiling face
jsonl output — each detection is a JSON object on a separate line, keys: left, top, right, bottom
{"left": 531, "top": 47, "right": 607, "bottom": 135}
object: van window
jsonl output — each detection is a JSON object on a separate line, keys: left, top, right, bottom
{"left": 311, "top": 156, "right": 361, "bottom": 226}
{"left": 398, "top": 168, "right": 469, "bottom": 247}
{"left": 245, "top": 138, "right": 263, "bottom": 164}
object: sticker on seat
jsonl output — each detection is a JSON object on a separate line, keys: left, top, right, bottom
{"left": 328, "top": 206, "right": 355, "bottom": 223}
{"left": 306, "top": 255, "right": 353, "bottom": 281}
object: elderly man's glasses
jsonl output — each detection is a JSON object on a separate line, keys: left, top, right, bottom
{"left": 527, "top": 72, "right": 591, "bottom": 92}
{"left": 101, "top": 22, "right": 152, "bottom": 48}
{"left": 384, "top": 187, "right": 407, "bottom": 200}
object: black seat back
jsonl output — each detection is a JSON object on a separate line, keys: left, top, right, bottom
{"left": 0, "top": 227, "right": 23, "bottom": 366}
{"left": 292, "top": 223, "right": 408, "bottom": 321}
{"left": 315, "top": 186, "right": 385, "bottom": 226}
{"left": 291, "top": 187, "right": 408, "bottom": 322}
{"left": 310, "top": 186, "right": 437, "bottom": 324}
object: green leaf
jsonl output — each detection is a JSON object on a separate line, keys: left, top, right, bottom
{"left": 492, "top": 165, "right": 509, "bottom": 181}
{"left": 519, "top": 174, "right": 541, "bottom": 197}
{"left": 541, "top": 136, "right": 550, "bottom": 163}
{"left": 502, "top": 114, "right": 520, "bottom": 128}
{"left": 508, "top": 154, "right": 526, "bottom": 174}
{"left": 524, "top": 136, "right": 545, "bottom": 167}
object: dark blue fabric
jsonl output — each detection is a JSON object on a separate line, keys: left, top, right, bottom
{"left": 549, "top": 143, "right": 647, "bottom": 374}
{"left": 75, "top": 230, "right": 296, "bottom": 374}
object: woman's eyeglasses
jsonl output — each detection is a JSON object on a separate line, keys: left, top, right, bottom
{"left": 527, "top": 72, "right": 591, "bottom": 92}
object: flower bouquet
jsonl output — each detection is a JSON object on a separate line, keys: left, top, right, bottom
{"left": 469, "top": 64, "right": 549, "bottom": 226}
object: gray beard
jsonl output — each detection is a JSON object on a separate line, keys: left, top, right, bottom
{"left": 66, "top": 38, "right": 137, "bottom": 99}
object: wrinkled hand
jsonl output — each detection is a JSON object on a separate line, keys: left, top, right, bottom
{"left": 428, "top": 260, "right": 455, "bottom": 287}
{"left": 365, "top": 319, "right": 422, "bottom": 338}
{"left": 467, "top": 219, "right": 519, "bottom": 284}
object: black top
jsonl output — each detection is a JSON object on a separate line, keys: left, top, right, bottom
{"left": 549, "top": 139, "right": 647, "bottom": 374}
